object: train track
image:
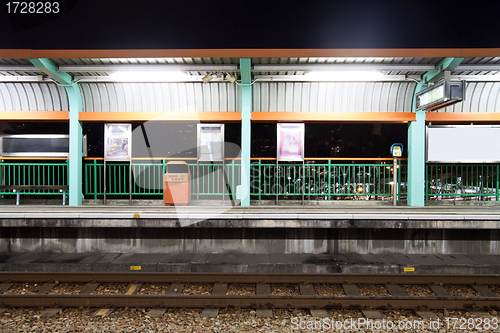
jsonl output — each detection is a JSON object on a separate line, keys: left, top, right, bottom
{"left": 0, "top": 273, "right": 499, "bottom": 312}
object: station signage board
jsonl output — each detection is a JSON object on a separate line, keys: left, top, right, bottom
{"left": 104, "top": 123, "right": 132, "bottom": 161}
{"left": 416, "top": 80, "right": 464, "bottom": 111}
{"left": 197, "top": 124, "right": 224, "bottom": 162}
{"left": 277, "top": 123, "right": 305, "bottom": 162}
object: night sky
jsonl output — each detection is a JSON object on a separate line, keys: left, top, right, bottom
{"left": 1, "top": 0, "right": 500, "bottom": 49}
{"left": 0, "top": 1, "right": 495, "bottom": 158}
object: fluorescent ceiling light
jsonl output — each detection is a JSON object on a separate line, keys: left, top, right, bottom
{"left": 108, "top": 71, "right": 193, "bottom": 82}
{"left": 0, "top": 75, "right": 43, "bottom": 82}
{"left": 304, "top": 71, "right": 385, "bottom": 81}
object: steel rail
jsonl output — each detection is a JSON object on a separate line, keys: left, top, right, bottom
{"left": 0, "top": 294, "right": 499, "bottom": 310}
{"left": 0, "top": 273, "right": 499, "bottom": 285}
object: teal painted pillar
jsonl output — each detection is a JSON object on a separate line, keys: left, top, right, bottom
{"left": 407, "top": 57, "right": 464, "bottom": 207}
{"left": 30, "top": 58, "right": 83, "bottom": 205}
{"left": 240, "top": 58, "right": 252, "bottom": 206}
{"left": 65, "top": 84, "right": 84, "bottom": 206}
{"left": 408, "top": 81, "right": 427, "bottom": 206}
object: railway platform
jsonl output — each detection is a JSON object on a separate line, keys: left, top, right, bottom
{"left": 0, "top": 204, "right": 499, "bottom": 275}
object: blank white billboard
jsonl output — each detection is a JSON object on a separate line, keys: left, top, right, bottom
{"left": 427, "top": 125, "right": 500, "bottom": 163}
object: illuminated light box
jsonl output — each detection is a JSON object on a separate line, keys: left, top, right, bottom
{"left": 426, "top": 125, "right": 500, "bottom": 163}
{"left": 0, "top": 134, "right": 69, "bottom": 158}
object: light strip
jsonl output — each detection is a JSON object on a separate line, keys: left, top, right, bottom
{"left": 455, "top": 65, "right": 500, "bottom": 71}
{"left": 0, "top": 75, "right": 44, "bottom": 82}
{"left": 253, "top": 64, "right": 436, "bottom": 72}
{"left": 451, "top": 75, "right": 500, "bottom": 82}
{"left": 253, "top": 74, "right": 407, "bottom": 82}
{"left": 74, "top": 75, "right": 205, "bottom": 83}
{"left": 59, "top": 64, "right": 239, "bottom": 72}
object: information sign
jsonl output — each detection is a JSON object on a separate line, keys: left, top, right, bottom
{"left": 197, "top": 124, "right": 224, "bottom": 162}
{"left": 104, "top": 123, "right": 132, "bottom": 161}
{"left": 277, "top": 123, "right": 305, "bottom": 162}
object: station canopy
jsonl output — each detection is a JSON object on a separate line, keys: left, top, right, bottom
{"left": 0, "top": 49, "right": 500, "bottom": 83}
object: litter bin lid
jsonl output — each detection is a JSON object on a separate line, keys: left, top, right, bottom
{"left": 166, "top": 161, "right": 189, "bottom": 174}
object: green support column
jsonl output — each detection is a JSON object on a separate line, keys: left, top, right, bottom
{"left": 407, "top": 109, "right": 426, "bottom": 206}
{"left": 240, "top": 58, "right": 252, "bottom": 206}
{"left": 65, "top": 84, "right": 84, "bottom": 205}
{"left": 30, "top": 58, "right": 83, "bottom": 206}
{"left": 407, "top": 57, "right": 464, "bottom": 206}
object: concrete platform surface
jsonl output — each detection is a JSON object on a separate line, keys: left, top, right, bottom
{"left": 1, "top": 204, "right": 500, "bottom": 216}
{"left": 1, "top": 204, "right": 500, "bottom": 229}
{"left": 0, "top": 252, "right": 499, "bottom": 274}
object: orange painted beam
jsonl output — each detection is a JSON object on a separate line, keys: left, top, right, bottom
{"left": 0, "top": 49, "right": 32, "bottom": 58}
{"left": 426, "top": 113, "right": 500, "bottom": 122}
{"left": 0, "top": 111, "right": 69, "bottom": 120}
{"left": 3, "top": 48, "right": 499, "bottom": 59}
{"left": 251, "top": 112, "right": 415, "bottom": 123}
{"left": 79, "top": 112, "right": 241, "bottom": 122}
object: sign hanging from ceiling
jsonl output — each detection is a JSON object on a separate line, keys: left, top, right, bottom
{"left": 416, "top": 80, "right": 465, "bottom": 111}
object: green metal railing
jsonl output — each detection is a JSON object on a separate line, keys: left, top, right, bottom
{"left": 84, "top": 159, "right": 240, "bottom": 198}
{"left": 3, "top": 159, "right": 499, "bottom": 202}
{"left": 0, "top": 160, "right": 69, "bottom": 195}
{"left": 250, "top": 160, "right": 407, "bottom": 200}
{"left": 426, "top": 164, "right": 499, "bottom": 201}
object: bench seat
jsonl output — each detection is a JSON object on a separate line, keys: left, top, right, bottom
{"left": 0, "top": 185, "right": 69, "bottom": 205}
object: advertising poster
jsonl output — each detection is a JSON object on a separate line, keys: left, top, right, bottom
{"left": 104, "top": 123, "right": 132, "bottom": 161}
{"left": 277, "top": 123, "right": 304, "bottom": 162}
{"left": 197, "top": 124, "right": 224, "bottom": 162}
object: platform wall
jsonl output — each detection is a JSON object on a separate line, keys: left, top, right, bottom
{"left": 1, "top": 226, "right": 498, "bottom": 255}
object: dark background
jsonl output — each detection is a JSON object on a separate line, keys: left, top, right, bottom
{"left": 1, "top": 121, "right": 407, "bottom": 158}
{"left": 1, "top": 0, "right": 499, "bottom": 49}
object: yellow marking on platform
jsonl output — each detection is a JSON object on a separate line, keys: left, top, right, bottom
{"left": 130, "top": 266, "right": 141, "bottom": 271}
{"left": 133, "top": 212, "right": 144, "bottom": 218}
{"left": 404, "top": 267, "right": 415, "bottom": 272}
{"left": 125, "top": 284, "right": 139, "bottom": 295}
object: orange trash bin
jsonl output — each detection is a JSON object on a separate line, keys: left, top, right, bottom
{"left": 164, "top": 161, "right": 191, "bottom": 206}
